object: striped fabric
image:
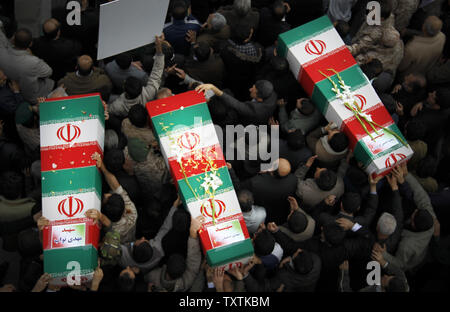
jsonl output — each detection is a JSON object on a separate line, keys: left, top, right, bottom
{"left": 40, "top": 94, "right": 104, "bottom": 285}
{"left": 147, "top": 91, "right": 254, "bottom": 268}
{"left": 278, "top": 16, "right": 413, "bottom": 176}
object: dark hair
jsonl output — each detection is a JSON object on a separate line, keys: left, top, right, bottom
{"left": 361, "top": 59, "right": 383, "bottom": 79}
{"left": 115, "top": 52, "right": 132, "bottom": 70}
{"left": 194, "top": 41, "right": 211, "bottom": 62}
{"left": 316, "top": 169, "right": 337, "bottom": 191}
{"left": 238, "top": 189, "right": 254, "bottom": 213}
{"left": 270, "top": 56, "right": 288, "bottom": 73}
{"left": 103, "top": 194, "right": 125, "bottom": 222}
{"left": 329, "top": 132, "right": 349, "bottom": 153}
{"left": 405, "top": 119, "right": 426, "bottom": 141}
{"left": 293, "top": 250, "right": 313, "bottom": 274}
{"left": 128, "top": 104, "right": 148, "bottom": 128}
{"left": 118, "top": 272, "right": 135, "bottom": 292}
{"left": 380, "top": 0, "right": 393, "bottom": 19}
{"left": 299, "top": 99, "right": 315, "bottom": 116}
{"left": 166, "top": 254, "right": 186, "bottom": 279}
{"left": 288, "top": 210, "right": 308, "bottom": 233}
{"left": 323, "top": 223, "right": 346, "bottom": 245}
{"left": 0, "top": 171, "right": 24, "bottom": 200}
{"left": 379, "top": 93, "right": 396, "bottom": 115}
{"left": 385, "top": 276, "right": 408, "bottom": 292}
{"left": 231, "top": 22, "right": 252, "bottom": 44}
{"left": 142, "top": 55, "right": 154, "bottom": 74}
{"left": 335, "top": 20, "right": 350, "bottom": 38}
{"left": 341, "top": 192, "right": 361, "bottom": 214}
{"left": 272, "top": 1, "right": 286, "bottom": 21}
{"left": 416, "top": 156, "right": 437, "bottom": 178}
{"left": 14, "top": 28, "right": 32, "bottom": 49}
{"left": 124, "top": 76, "right": 143, "bottom": 99}
{"left": 133, "top": 241, "right": 153, "bottom": 263}
{"left": 18, "top": 228, "right": 43, "bottom": 258}
{"left": 413, "top": 209, "right": 434, "bottom": 232}
{"left": 253, "top": 229, "right": 275, "bottom": 256}
{"left": 172, "top": 0, "right": 187, "bottom": 20}
{"left": 103, "top": 149, "right": 125, "bottom": 174}
{"left": 286, "top": 130, "right": 306, "bottom": 150}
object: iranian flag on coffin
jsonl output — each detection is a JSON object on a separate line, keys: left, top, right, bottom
{"left": 40, "top": 94, "right": 104, "bottom": 285}
{"left": 278, "top": 16, "right": 413, "bottom": 177}
{"left": 147, "top": 91, "right": 254, "bottom": 269}
{"left": 277, "top": 15, "right": 356, "bottom": 96}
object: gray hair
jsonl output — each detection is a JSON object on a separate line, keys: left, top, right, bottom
{"left": 233, "top": 0, "right": 251, "bottom": 17}
{"left": 104, "top": 129, "right": 119, "bottom": 151}
{"left": 210, "top": 13, "right": 227, "bottom": 32}
{"left": 377, "top": 212, "right": 397, "bottom": 236}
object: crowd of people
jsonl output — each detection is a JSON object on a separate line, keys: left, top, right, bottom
{"left": 0, "top": 0, "right": 450, "bottom": 293}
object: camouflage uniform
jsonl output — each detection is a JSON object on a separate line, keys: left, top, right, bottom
{"left": 355, "top": 28, "right": 405, "bottom": 75}
{"left": 393, "top": 0, "right": 420, "bottom": 32}
{"left": 349, "top": 14, "right": 395, "bottom": 57}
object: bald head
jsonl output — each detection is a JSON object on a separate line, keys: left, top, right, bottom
{"left": 77, "top": 55, "right": 93, "bottom": 76}
{"left": 423, "top": 16, "right": 442, "bottom": 37}
{"left": 277, "top": 158, "right": 291, "bottom": 177}
{"left": 43, "top": 18, "right": 60, "bottom": 40}
{"left": 157, "top": 88, "right": 173, "bottom": 99}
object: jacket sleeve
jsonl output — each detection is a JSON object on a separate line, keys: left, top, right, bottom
{"left": 220, "top": 93, "right": 255, "bottom": 117}
{"left": 338, "top": 269, "right": 353, "bottom": 292}
{"left": 180, "top": 237, "right": 202, "bottom": 291}
{"left": 114, "top": 186, "right": 138, "bottom": 231}
{"left": 154, "top": 205, "right": 178, "bottom": 243}
{"left": 388, "top": 190, "right": 404, "bottom": 250}
{"left": 405, "top": 174, "right": 436, "bottom": 218}
{"left": 32, "top": 57, "right": 53, "bottom": 78}
{"left": 294, "top": 164, "right": 309, "bottom": 181}
{"left": 141, "top": 53, "right": 165, "bottom": 103}
{"left": 278, "top": 106, "right": 290, "bottom": 133}
{"left": 306, "top": 126, "right": 323, "bottom": 152}
{"left": 355, "top": 193, "right": 378, "bottom": 227}
{"left": 272, "top": 229, "right": 306, "bottom": 256}
{"left": 337, "top": 158, "right": 349, "bottom": 178}
{"left": 382, "top": 240, "right": 415, "bottom": 271}
{"left": 383, "top": 262, "right": 410, "bottom": 292}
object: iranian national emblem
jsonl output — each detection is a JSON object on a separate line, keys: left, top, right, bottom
{"left": 58, "top": 196, "right": 84, "bottom": 218}
{"left": 57, "top": 124, "right": 81, "bottom": 143}
{"left": 177, "top": 132, "right": 200, "bottom": 150}
{"left": 305, "top": 39, "right": 326, "bottom": 55}
{"left": 200, "top": 199, "right": 226, "bottom": 219}
{"left": 385, "top": 153, "right": 407, "bottom": 168}
{"left": 354, "top": 94, "right": 367, "bottom": 110}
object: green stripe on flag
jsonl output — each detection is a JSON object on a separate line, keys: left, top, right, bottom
{"left": 206, "top": 238, "right": 254, "bottom": 267}
{"left": 40, "top": 96, "right": 105, "bottom": 126}
{"left": 44, "top": 245, "right": 98, "bottom": 277}
{"left": 151, "top": 102, "right": 212, "bottom": 137}
{"left": 353, "top": 124, "right": 408, "bottom": 168}
{"left": 42, "top": 166, "right": 102, "bottom": 198}
{"left": 312, "top": 65, "right": 368, "bottom": 114}
{"left": 278, "top": 15, "right": 333, "bottom": 57}
{"left": 178, "top": 166, "right": 234, "bottom": 203}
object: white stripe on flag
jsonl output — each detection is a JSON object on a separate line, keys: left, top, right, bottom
{"left": 40, "top": 119, "right": 105, "bottom": 149}
{"left": 42, "top": 191, "right": 101, "bottom": 221}
{"left": 287, "top": 28, "right": 345, "bottom": 76}
{"left": 159, "top": 123, "right": 219, "bottom": 160}
{"left": 325, "top": 83, "right": 382, "bottom": 129}
{"left": 366, "top": 145, "right": 414, "bottom": 175}
{"left": 186, "top": 189, "right": 242, "bottom": 223}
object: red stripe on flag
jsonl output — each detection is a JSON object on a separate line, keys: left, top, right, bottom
{"left": 341, "top": 104, "right": 394, "bottom": 150}
{"left": 167, "top": 144, "right": 227, "bottom": 181}
{"left": 146, "top": 90, "right": 206, "bottom": 118}
{"left": 40, "top": 142, "right": 103, "bottom": 171}
{"left": 299, "top": 47, "right": 356, "bottom": 96}
{"left": 44, "top": 93, "right": 102, "bottom": 102}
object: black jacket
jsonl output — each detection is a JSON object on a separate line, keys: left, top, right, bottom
{"left": 220, "top": 91, "right": 277, "bottom": 126}
{"left": 31, "top": 36, "right": 82, "bottom": 81}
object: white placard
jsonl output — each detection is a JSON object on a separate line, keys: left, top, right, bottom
{"left": 97, "top": 0, "right": 170, "bottom": 60}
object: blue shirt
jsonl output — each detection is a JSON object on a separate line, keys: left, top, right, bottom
{"left": 163, "top": 16, "right": 201, "bottom": 56}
